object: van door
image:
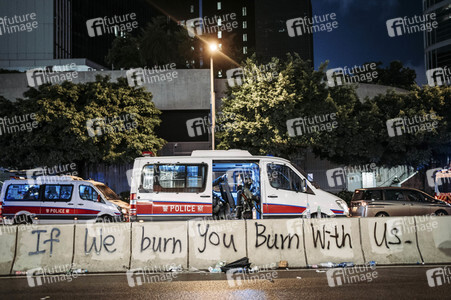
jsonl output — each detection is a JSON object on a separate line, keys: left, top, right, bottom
{"left": 137, "top": 159, "right": 212, "bottom": 221}
{"left": 40, "top": 184, "right": 75, "bottom": 224}
{"left": 262, "top": 162, "right": 310, "bottom": 218}
{"left": 76, "top": 184, "right": 104, "bottom": 221}
{"left": 383, "top": 189, "right": 411, "bottom": 216}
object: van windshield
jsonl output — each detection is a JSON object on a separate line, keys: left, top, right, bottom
{"left": 94, "top": 184, "right": 120, "bottom": 200}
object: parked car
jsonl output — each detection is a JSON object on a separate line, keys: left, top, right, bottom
{"left": 0, "top": 176, "right": 127, "bottom": 224}
{"left": 350, "top": 187, "right": 451, "bottom": 217}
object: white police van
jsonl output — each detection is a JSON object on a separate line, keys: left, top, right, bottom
{"left": 0, "top": 176, "right": 123, "bottom": 224}
{"left": 129, "top": 150, "right": 349, "bottom": 221}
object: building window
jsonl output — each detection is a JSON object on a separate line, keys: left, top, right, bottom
{"left": 243, "top": 33, "right": 247, "bottom": 41}
{"left": 217, "top": 2, "right": 222, "bottom": 10}
{"left": 218, "top": 31, "right": 222, "bottom": 38}
{"left": 218, "top": 18, "right": 222, "bottom": 26}
{"left": 218, "top": 43, "right": 222, "bottom": 49}
{"left": 243, "top": 21, "right": 247, "bottom": 29}
{"left": 190, "top": 5, "right": 194, "bottom": 13}
{"left": 243, "top": 46, "right": 248, "bottom": 54}
{"left": 242, "top": 7, "right": 247, "bottom": 16}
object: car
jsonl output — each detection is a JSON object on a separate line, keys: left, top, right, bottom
{"left": 350, "top": 186, "right": 451, "bottom": 217}
{"left": 0, "top": 176, "right": 126, "bottom": 224}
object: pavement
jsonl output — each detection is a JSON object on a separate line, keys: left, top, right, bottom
{"left": 0, "top": 265, "right": 450, "bottom": 299}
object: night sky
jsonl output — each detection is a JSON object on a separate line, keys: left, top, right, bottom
{"left": 311, "top": 0, "right": 426, "bottom": 84}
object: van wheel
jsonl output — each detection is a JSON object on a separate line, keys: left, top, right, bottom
{"left": 97, "top": 215, "right": 112, "bottom": 223}
{"left": 310, "top": 213, "right": 329, "bottom": 218}
{"left": 435, "top": 210, "right": 448, "bottom": 216}
{"left": 375, "top": 212, "right": 389, "bottom": 217}
{"left": 14, "top": 215, "right": 32, "bottom": 225}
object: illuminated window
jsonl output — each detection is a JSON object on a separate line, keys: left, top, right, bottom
{"left": 190, "top": 5, "right": 194, "bottom": 13}
{"left": 218, "top": 31, "right": 222, "bottom": 38}
{"left": 242, "top": 7, "right": 247, "bottom": 16}
{"left": 243, "top": 21, "right": 247, "bottom": 29}
{"left": 217, "top": 2, "right": 222, "bottom": 10}
{"left": 243, "top": 46, "right": 248, "bottom": 54}
{"left": 243, "top": 33, "right": 247, "bottom": 41}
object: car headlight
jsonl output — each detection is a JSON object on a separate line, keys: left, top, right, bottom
{"left": 121, "top": 208, "right": 127, "bottom": 214}
{"left": 336, "top": 199, "right": 349, "bottom": 214}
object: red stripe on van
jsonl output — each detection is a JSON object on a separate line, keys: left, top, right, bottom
{"left": 137, "top": 201, "right": 212, "bottom": 215}
{"left": 263, "top": 203, "right": 306, "bottom": 214}
{"left": 2, "top": 206, "right": 41, "bottom": 214}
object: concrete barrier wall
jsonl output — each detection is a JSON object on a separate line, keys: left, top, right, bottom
{"left": 360, "top": 217, "right": 422, "bottom": 264}
{"left": 415, "top": 215, "right": 451, "bottom": 263}
{"left": 12, "top": 224, "right": 74, "bottom": 273}
{"left": 1, "top": 216, "right": 451, "bottom": 275}
{"left": 72, "top": 223, "right": 131, "bottom": 272}
{"left": 0, "top": 226, "right": 16, "bottom": 275}
{"left": 130, "top": 221, "right": 188, "bottom": 270}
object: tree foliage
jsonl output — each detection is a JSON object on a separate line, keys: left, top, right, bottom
{"left": 0, "top": 76, "right": 165, "bottom": 169}
{"left": 217, "top": 54, "right": 450, "bottom": 167}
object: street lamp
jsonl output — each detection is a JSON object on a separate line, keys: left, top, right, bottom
{"left": 209, "top": 42, "right": 218, "bottom": 150}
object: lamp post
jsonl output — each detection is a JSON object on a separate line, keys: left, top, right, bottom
{"left": 209, "top": 43, "right": 218, "bottom": 150}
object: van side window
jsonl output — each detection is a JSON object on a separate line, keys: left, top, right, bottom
{"left": 405, "top": 190, "right": 425, "bottom": 202}
{"left": 5, "top": 184, "right": 40, "bottom": 201}
{"left": 79, "top": 185, "right": 99, "bottom": 201}
{"left": 362, "top": 190, "right": 382, "bottom": 201}
{"left": 267, "top": 164, "right": 304, "bottom": 192}
{"left": 141, "top": 164, "right": 207, "bottom": 193}
{"left": 43, "top": 185, "right": 73, "bottom": 201}
{"left": 385, "top": 190, "right": 405, "bottom": 201}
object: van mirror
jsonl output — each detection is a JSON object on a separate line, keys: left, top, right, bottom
{"left": 301, "top": 179, "right": 307, "bottom": 193}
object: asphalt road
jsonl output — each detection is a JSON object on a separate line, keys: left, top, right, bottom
{"left": 0, "top": 266, "right": 450, "bottom": 300}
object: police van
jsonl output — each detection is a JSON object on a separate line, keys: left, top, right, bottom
{"left": 129, "top": 150, "right": 349, "bottom": 221}
{"left": 0, "top": 176, "right": 124, "bottom": 224}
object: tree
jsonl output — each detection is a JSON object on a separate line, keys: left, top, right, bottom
{"left": 105, "top": 34, "right": 143, "bottom": 69}
{"left": 361, "top": 61, "right": 417, "bottom": 90}
{"left": 217, "top": 54, "right": 450, "bottom": 167}
{"left": 0, "top": 76, "right": 165, "bottom": 170}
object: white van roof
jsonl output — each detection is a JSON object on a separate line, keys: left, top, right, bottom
{"left": 191, "top": 150, "right": 252, "bottom": 157}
